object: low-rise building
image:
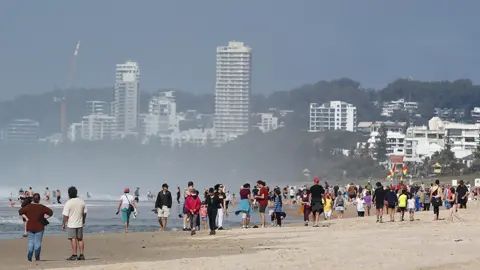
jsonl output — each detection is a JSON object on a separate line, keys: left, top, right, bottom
{"left": 357, "top": 121, "right": 407, "bottom": 135}
{"left": 367, "top": 131, "right": 405, "bottom": 157}
{"left": 81, "top": 114, "right": 116, "bottom": 141}
{"left": 2, "top": 119, "right": 40, "bottom": 144}
{"left": 252, "top": 113, "right": 280, "bottom": 133}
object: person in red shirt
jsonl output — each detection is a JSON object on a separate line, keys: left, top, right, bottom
{"left": 254, "top": 180, "right": 269, "bottom": 228}
{"left": 185, "top": 189, "right": 201, "bottom": 236}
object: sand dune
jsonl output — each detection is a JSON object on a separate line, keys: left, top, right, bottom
{"left": 2, "top": 205, "right": 480, "bottom": 270}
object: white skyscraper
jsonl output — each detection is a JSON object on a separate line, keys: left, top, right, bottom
{"left": 112, "top": 61, "right": 140, "bottom": 134}
{"left": 214, "top": 41, "right": 252, "bottom": 143}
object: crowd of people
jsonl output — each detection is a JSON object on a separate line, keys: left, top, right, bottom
{"left": 14, "top": 177, "right": 478, "bottom": 262}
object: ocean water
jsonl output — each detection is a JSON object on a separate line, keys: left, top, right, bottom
{"left": 0, "top": 199, "right": 301, "bottom": 239}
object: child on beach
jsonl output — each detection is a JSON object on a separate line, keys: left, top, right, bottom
{"left": 354, "top": 194, "right": 365, "bottom": 217}
{"left": 363, "top": 191, "right": 372, "bottom": 216}
{"left": 334, "top": 192, "right": 345, "bottom": 219}
{"left": 273, "top": 189, "right": 283, "bottom": 227}
{"left": 398, "top": 189, "right": 408, "bottom": 221}
{"left": 323, "top": 193, "right": 333, "bottom": 220}
{"left": 185, "top": 189, "right": 201, "bottom": 236}
{"left": 200, "top": 202, "right": 208, "bottom": 231}
{"left": 407, "top": 194, "right": 415, "bottom": 221}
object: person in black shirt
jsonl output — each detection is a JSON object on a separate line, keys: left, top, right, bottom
{"left": 372, "top": 182, "right": 386, "bottom": 223}
{"left": 214, "top": 184, "right": 227, "bottom": 230}
{"left": 176, "top": 187, "right": 181, "bottom": 205}
{"left": 205, "top": 188, "right": 220, "bottom": 235}
{"left": 155, "top": 184, "right": 172, "bottom": 231}
{"left": 456, "top": 180, "right": 469, "bottom": 209}
{"left": 309, "top": 178, "right": 325, "bottom": 227}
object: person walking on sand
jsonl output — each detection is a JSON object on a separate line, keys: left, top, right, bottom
{"left": 333, "top": 191, "right": 345, "bottom": 219}
{"left": 62, "top": 187, "right": 87, "bottom": 261}
{"left": 456, "top": 180, "right": 469, "bottom": 209}
{"left": 155, "top": 183, "right": 172, "bottom": 231}
{"left": 386, "top": 187, "right": 398, "bottom": 222}
{"left": 323, "top": 193, "right": 333, "bottom": 220}
{"left": 407, "top": 193, "right": 416, "bottom": 221}
{"left": 206, "top": 187, "right": 220, "bottom": 235}
{"left": 447, "top": 187, "right": 462, "bottom": 222}
{"left": 116, "top": 188, "right": 136, "bottom": 233}
{"left": 398, "top": 189, "right": 408, "bottom": 221}
{"left": 354, "top": 194, "right": 366, "bottom": 217}
{"left": 185, "top": 189, "right": 201, "bottom": 236}
{"left": 309, "top": 178, "right": 325, "bottom": 227}
{"left": 300, "top": 188, "right": 311, "bottom": 225}
{"left": 183, "top": 182, "right": 194, "bottom": 231}
{"left": 364, "top": 190, "right": 372, "bottom": 216}
{"left": 373, "top": 182, "right": 386, "bottom": 223}
{"left": 214, "top": 184, "right": 227, "bottom": 230}
{"left": 254, "top": 180, "right": 268, "bottom": 228}
{"left": 19, "top": 193, "right": 53, "bottom": 262}
{"left": 430, "top": 180, "right": 442, "bottom": 221}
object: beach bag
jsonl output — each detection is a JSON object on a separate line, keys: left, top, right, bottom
{"left": 431, "top": 197, "right": 441, "bottom": 207}
{"left": 298, "top": 204, "right": 304, "bottom": 215}
{"left": 125, "top": 195, "right": 135, "bottom": 212}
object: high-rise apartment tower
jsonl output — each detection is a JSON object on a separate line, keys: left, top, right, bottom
{"left": 214, "top": 41, "right": 252, "bottom": 143}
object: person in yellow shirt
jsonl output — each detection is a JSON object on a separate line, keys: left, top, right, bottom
{"left": 323, "top": 194, "right": 333, "bottom": 220}
{"left": 398, "top": 189, "right": 408, "bottom": 221}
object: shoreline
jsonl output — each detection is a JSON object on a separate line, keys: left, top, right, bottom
{"left": 1, "top": 205, "right": 480, "bottom": 269}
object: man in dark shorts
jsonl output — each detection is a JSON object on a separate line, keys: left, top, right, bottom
{"left": 372, "top": 182, "right": 386, "bottom": 223}
{"left": 254, "top": 180, "right": 268, "bottom": 228}
{"left": 456, "top": 180, "right": 469, "bottom": 209}
{"left": 309, "top": 178, "right": 325, "bottom": 227}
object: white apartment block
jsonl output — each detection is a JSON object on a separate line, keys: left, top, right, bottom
{"left": 404, "top": 117, "right": 480, "bottom": 162}
{"left": 367, "top": 131, "right": 405, "bottom": 157}
{"left": 112, "top": 61, "right": 140, "bottom": 134}
{"left": 86, "top": 101, "right": 108, "bottom": 115}
{"left": 253, "top": 113, "right": 279, "bottom": 133}
{"left": 153, "top": 128, "right": 216, "bottom": 147}
{"left": 81, "top": 114, "right": 116, "bottom": 141}
{"left": 146, "top": 91, "right": 178, "bottom": 134}
{"left": 214, "top": 41, "right": 252, "bottom": 143}
{"left": 309, "top": 101, "right": 357, "bottom": 132}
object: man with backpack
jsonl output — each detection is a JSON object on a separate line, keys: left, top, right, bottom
{"left": 309, "top": 178, "right": 325, "bottom": 227}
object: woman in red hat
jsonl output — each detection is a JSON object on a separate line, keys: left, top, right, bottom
{"left": 116, "top": 188, "right": 136, "bottom": 233}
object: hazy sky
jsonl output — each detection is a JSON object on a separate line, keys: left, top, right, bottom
{"left": 1, "top": 0, "right": 479, "bottom": 100}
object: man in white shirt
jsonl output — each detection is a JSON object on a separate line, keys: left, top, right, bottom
{"left": 62, "top": 186, "right": 87, "bottom": 261}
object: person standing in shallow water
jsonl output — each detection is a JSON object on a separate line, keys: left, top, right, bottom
{"left": 19, "top": 193, "right": 53, "bottom": 262}
{"left": 176, "top": 187, "right": 181, "bottom": 205}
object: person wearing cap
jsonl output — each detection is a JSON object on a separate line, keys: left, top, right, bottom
{"left": 116, "top": 188, "right": 136, "bottom": 233}
{"left": 309, "top": 178, "right": 325, "bottom": 227}
{"left": 155, "top": 184, "right": 172, "bottom": 231}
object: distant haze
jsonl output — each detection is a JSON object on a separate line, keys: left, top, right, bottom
{"left": 1, "top": 0, "right": 479, "bottom": 99}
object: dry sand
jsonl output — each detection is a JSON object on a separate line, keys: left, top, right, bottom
{"left": 2, "top": 204, "right": 480, "bottom": 270}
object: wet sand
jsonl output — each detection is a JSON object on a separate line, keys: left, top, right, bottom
{"left": 2, "top": 203, "right": 480, "bottom": 270}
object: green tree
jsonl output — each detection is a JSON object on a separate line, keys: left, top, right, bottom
{"left": 375, "top": 124, "right": 388, "bottom": 162}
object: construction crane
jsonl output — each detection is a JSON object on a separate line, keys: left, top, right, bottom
{"left": 55, "top": 40, "right": 80, "bottom": 142}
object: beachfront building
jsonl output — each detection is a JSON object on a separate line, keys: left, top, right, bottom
{"left": 309, "top": 101, "right": 357, "bottom": 132}
{"left": 1, "top": 119, "right": 40, "bottom": 144}
{"left": 80, "top": 114, "right": 116, "bottom": 141}
{"left": 252, "top": 113, "right": 280, "bottom": 133}
{"left": 366, "top": 131, "right": 405, "bottom": 157}
{"left": 112, "top": 61, "right": 140, "bottom": 134}
{"left": 151, "top": 128, "right": 216, "bottom": 147}
{"left": 404, "top": 118, "right": 445, "bottom": 163}
{"left": 214, "top": 41, "right": 252, "bottom": 144}
{"left": 357, "top": 121, "right": 407, "bottom": 136}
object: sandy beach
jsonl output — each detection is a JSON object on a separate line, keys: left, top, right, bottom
{"left": 2, "top": 204, "right": 480, "bottom": 270}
